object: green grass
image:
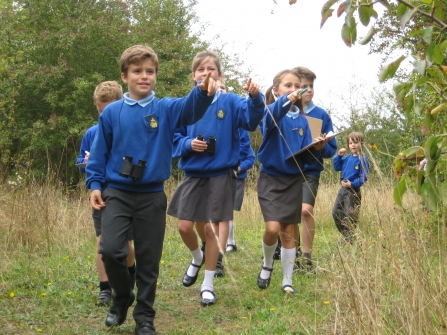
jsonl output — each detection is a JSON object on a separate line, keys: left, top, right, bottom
{"left": 1, "top": 177, "right": 446, "bottom": 334}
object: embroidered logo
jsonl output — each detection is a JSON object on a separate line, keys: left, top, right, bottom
{"left": 355, "top": 165, "right": 359, "bottom": 170}
{"left": 217, "top": 110, "right": 224, "bottom": 119}
{"left": 150, "top": 117, "right": 158, "bottom": 128}
{"left": 299, "top": 128, "right": 303, "bottom": 136}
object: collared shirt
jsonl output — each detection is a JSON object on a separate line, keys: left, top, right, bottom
{"left": 212, "top": 89, "right": 221, "bottom": 104}
{"left": 123, "top": 91, "right": 155, "bottom": 107}
{"left": 305, "top": 101, "right": 316, "bottom": 114}
{"left": 286, "top": 105, "right": 301, "bottom": 119}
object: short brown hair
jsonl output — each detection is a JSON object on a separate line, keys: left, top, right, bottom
{"left": 294, "top": 66, "right": 317, "bottom": 82}
{"left": 120, "top": 45, "right": 159, "bottom": 74}
{"left": 93, "top": 81, "right": 123, "bottom": 104}
{"left": 347, "top": 132, "right": 365, "bottom": 151}
{"left": 191, "top": 50, "right": 222, "bottom": 86}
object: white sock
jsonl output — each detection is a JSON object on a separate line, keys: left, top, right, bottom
{"left": 261, "top": 240, "right": 278, "bottom": 279}
{"left": 227, "top": 221, "right": 235, "bottom": 245}
{"left": 201, "top": 270, "right": 215, "bottom": 300}
{"left": 281, "top": 247, "right": 296, "bottom": 289}
{"left": 186, "top": 247, "right": 203, "bottom": 277}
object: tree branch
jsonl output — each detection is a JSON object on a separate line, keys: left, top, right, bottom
{"left": 396, "top": 0, "right": 447, "bottom": 29}
{"left": 426, "top": 82, "right": 447, "bottom": 102}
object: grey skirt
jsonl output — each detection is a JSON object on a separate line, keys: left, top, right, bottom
{"left": 167, "top": 173, "right": 233, "bottom": 223}
{"left": 257, "top": 171, "right": 303, "bottom": 224}
{"left": 233, "top": 179, "right": 246, "bottom": 211}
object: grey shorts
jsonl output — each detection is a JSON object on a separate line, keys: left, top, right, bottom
{"left": 233, "top": 179, "right": 246, "bottom": 211}
{"left": 92, "top": 208, "right": 133, "bottom": 240}
{"left": 302, "top": 174, "right": 320, "bottom": 207}
{"left": 257, "top": 171, "right": 303, "bottom": 224}
{"left": 167, "top": 173, "right": 233, "bottom": 223}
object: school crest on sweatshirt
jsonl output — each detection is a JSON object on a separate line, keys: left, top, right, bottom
{"left": 217, "top": 110, "right": 225, "bottom": 119}
{"left": 299, "top": 128, "right": 303, "bottom": 136}
{"left": 150, "top": 117, "right": 158, "bottom": 128}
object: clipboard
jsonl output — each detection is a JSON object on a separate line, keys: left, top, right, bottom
{"left": 305, "top": 116, "right": 323, "bottom": 140}
{"left": 75, "top": 163, "right": 86, "bottom": 168}
{"left": 286, "top": 130, "right": 345, "bottom": 160}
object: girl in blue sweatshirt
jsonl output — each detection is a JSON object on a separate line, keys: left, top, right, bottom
{"left": 256, "top": 69, "right": 326, "bottom": 295}
{"left": 167, "top": 50, "right": 265, "bottom": 306}
{"left": 332, "top": 132, "right": 369, "bottom": 244}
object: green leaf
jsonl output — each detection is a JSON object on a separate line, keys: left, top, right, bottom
{"left": 424, "top": 135, "right": 442, "bottom": 161}
{"left": 379, "top": 56, "right": 406, "bottom": 82}
{"left": 434, "top": 0, "right": 445, "bottom": 22}
{"left": 432, "top": 44, "right": 445, "bottom": 65}
{"left": 422, "top": 26, "right": 433, "bottom": 44}
{"left": 414, "top": 59, "right": 426, "bottom": 75}
{"left": 400, "top": 7, "right": 418, "bottom": 29}
{"left": 320, "top": 9, "right": 334, "bottom": 28}
{"left": 404, "top": 146, "right": 424, "bottom": 159}
{"left": 421, "top": 176, "right": 440, "bottom": 211}
{"left": 341, "top": 17, "right": 357, "bottom": 47}
{"left": 396, "top": 3, "right": 408, "bottom": 18}
{"left": 420, "top": 0, "right": 433, "bottom": 3}
{"left": 359, "top": 26, "right": 376, "bottom": 45}
{"left": 404, "top": 94, "right": 414, "bottom": 116}
{"left": 439, "top": 181, "right": 447, "bottom": 204}
{"left": 321, "top": 0, "right": 338, "bottom": 16}
{"left": 393, "top": 176, "right": 407, "bottom": 206}
{"left": 415, "top": 169, "right": 424, "bottom": 195}
{"left": 378, "top": 0, "right": 390, "bottom": 9}
{"left": 427, "top": 66, "right": 445, "bottom": 83}
{"left": 359, "top": 5, "right": 371, "bottom": 26}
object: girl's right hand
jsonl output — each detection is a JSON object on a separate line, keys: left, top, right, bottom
{"left": 286, "top": 89, "right": 303, "bottom": 105}
{"left": 339, "top": 148, "right": 346, "bottom": 156}
{"left": 197, "top": 72, "right": 217, "bottom": 96}
{"left": 191, "top": 138, "right": 208, "bottom": 152}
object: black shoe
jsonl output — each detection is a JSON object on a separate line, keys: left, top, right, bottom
{"left": 226, "top": 244, "right": 237, "bottom": 252}
{"left": 282, "top": 284, "right": 295, "bottom": 295}
{"left": 257, "top": 266, "right": 273, "bottom": 289}
{"left": 182, "top": 262, "right": 202, "bottom": 287}
{"left": 97, "top": 289, "right": 112, "bottom": 306}
{"left": 215, "top": 260, "right": 225, "bottom": 278}
{"left": 200, "top": 290, "right": 216, "bottom": 306}
{"left": 135, "top": 321, "right": 156, "bottom": 335}
{"left": 301, "top": 253, "right": 315, "bottom": 274}
{"left": 105, "top": 291, "right": 135, "bottom": 327}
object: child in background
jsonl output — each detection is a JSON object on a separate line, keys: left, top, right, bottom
{"left": 86, "top": 45, "right": 216, "bottom": 335}
{"left": 332, "top": 132, "right": 369, "bottom": 244}
{"left": 293, "top": 66, "right": 337, "bottom": 271}
{"left": 256, "top": 69, "right": 326, "bottom": 295}
{"left": 76, "top": 81, "right": 136, "bottom": 306}
{"left": 168, "top": 50, "right": 264, "bottom": 306}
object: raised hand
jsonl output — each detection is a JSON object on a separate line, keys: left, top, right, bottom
{"left": 243, "top": 78, "right": 259, "bottom": 98}
{"left": 339, "top": 148, "right": 346, "bottom": 156}
{"left": 286, "top": 88, "right": 303, "bottom": 105}
{"left": 197, "top": 72, "right": 217, "bottom": 96}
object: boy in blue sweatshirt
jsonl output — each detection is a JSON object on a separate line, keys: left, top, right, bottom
{"left": 293, "top": 66, "right": 337, "bottom": 270}
{"left": 332, "top": 132, "right": 369, "bottom": 244}
{"left": 86, "top": 45, "right": 216, "bottom": 335}
{"left": 77, "top": 81, "right": 135, "bottom": 307}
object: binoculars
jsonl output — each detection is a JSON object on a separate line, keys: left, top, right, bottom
{"left": 119, "top": 156, "right": 146, "bottom": 181}
{"left": 197, "top": 135, "right": 216, "bottom": 155}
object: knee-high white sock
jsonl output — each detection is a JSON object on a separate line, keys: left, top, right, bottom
{"left": 201, "top": 270, "right": 215, "bottom": 300}
{"left": 281, "top": 247, "right": 296, "bottom": 288}
{"left": 261, "top": 240, "right": 278, "bottom": 279}
{"left": 227, "top": 221, "right": 235, "bottom": 245}
{"left": 186, "top": 247, "right": 203, "bottom": 277}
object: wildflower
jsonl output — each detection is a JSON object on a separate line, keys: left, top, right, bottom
{"left": 160, "top": 260, "right": 165, "bottom": 264}
{"left": 242, "top": 316, "right": 247, "bottom": 319}
{"left": 323, "top": 301, "right": 330, "bottom": 305}
{"left": 40, "top": 293, "right": 46, "bottom": 297}
{"left": 370, "top": 143, "right": 378, "bottom": 151}
{"left": 157, "top": 282, "right": 160, "bottom": 286}
{"left": 162, "top": 251, "right": 165, "bottom": 255}
{"left": 243, "top": 276, "right": 247, "bottom": 280}
{"left": 316, "top": 247, "right": 321, "bottom": 253}
{"left": 89, "top": 285, "right": 94, "bottom": 289}
{"left": 270, "top": 307, "right": 275, "bottom": 311}
{"left": 180, "top": 258, "right": 184, "bottom": 261}
{"left": 37, "top": 329, "right": 42, "bottom": 333}
{"left": 10, "top": 292, "right": 15, "bottom": 298}
{"left": 47, "top": 282, "right": 51, "bottom": 286}
{"left": 235, "top": 325, "right": 240, "bottom": 328}
{"left": 67, "top": 292, "right": 72, "bottom": 295}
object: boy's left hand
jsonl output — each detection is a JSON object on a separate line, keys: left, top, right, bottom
{"left": 243, "top": 78, "right": 259, "bottom": 98}
{"left": 198, "top": 72, "right": 217, "bottom": 96}
{"left": 313, "top": 134, "right": 328, "bottom": 151}
{"left": 341, "top": 179, "right": 351, "bottom": 188}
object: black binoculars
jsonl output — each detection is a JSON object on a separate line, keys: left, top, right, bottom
{"left": 197, "top": 134, "right": 216, "bottom": 155}
{"left": 119, "top": 156, "right": 146, "bottom": 181}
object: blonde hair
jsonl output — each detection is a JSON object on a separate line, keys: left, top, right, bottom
{"left": 191, "top": 50, "right": 222, "bottom": 85}
{"left": 93, "top": 81, "right": 123, "bottom": 104}
{"left": 120, "top": 44, "right": 159, "bottom": 75}
{"left": 293, "top": 66, "right": 317, "bottom": 82}
{"left": 347, "top": 132, "right": 365, "bottom": 152}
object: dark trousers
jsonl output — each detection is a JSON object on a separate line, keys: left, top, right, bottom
{"left": 99, "top": 187, "right": 167, "bottom": 324}
{"left": 332, "top": 187, "right": 361, "bottom": 239}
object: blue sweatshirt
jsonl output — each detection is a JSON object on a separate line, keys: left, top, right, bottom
{"left": 172, "top": 92, "right": 264, "bottom": 177}
{"left": 258, "top": 95, "right": 317, "bottom": 177}
{"left": 333, "top": 153, "right": 369, "bottom": 190}
{"left": 304, "top": 102, "right": 337, "bottom": 176}
{"left": 76, "top": 124, "right": 98, "bottom": 173}
{"left": 86, "top": 86, "right": 214, "bottom": 193}
{"left": 236, "top": 128, "right": 255, "bottom": 179}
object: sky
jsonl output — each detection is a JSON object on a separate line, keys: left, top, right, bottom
{"left": 194, "top": 0, "right": 388, "bottom": 117}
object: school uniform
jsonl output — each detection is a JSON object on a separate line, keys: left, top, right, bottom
{"left": 332, "top": 153, "right": 369, "bottom": 238}
{"left": 257, "top": 95, "right": 317, "bottom": 224}
{"left": 86, "top": 87, "right": 213, "bottom": 325}
{"left": 168, "top": 90, "right": 264, "bottom": 223}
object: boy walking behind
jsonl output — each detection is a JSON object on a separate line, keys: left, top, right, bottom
{"left": 86, "top": 45, "right": 216, "bottom": 335}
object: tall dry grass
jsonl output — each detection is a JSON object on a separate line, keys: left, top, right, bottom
{"left": 1, "top": 173, "right": 446, "bottom": 334}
